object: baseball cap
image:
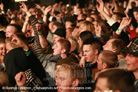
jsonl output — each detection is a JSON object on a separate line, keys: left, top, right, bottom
{"left": 123, "top": 37, "right": 138, "bottom": 56}
{"left": 54, "top": 28, "right": 66, "bottom": 38}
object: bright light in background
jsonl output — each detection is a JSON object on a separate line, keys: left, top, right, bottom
{"left": 15, "top": 0, "right": 28, "bottom": 2}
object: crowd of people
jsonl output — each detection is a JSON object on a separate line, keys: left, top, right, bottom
{"left": 0, "top": 0, "right": 138, "bottom": 92}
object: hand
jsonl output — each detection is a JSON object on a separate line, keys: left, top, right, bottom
{"left": 79, "top": 56, "right": 85, "bottom": 68}
{"left": 35, "top": 4, "right": 41, "bottom": 9}
{"left": 44, "top": 5, "right": 52, "bottom": 15}
{"left": 20, "top": 2, "right": 28, "bottom": 12}
{"left": 15, "top": 72, "right": 26, "bottom": 88}
{"left": 96, "top": 0, "right": 104, "bottom": 13}
{"left": 119, "top": 17, "right": 132, "bottom": 30}
{"left": 0, "top": 3, "right": 4, "bottom": 10}
{"left": 11, "top": 34, "right": 29, "bottom": 51}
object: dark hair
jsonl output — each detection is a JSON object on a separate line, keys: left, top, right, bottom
{"left": 97, "top": 69, "right": 135, "bottom": 92}
{"left": 79, "top": 31, "right": 94, "bottom": 42}
{"left": 83, "top": 39, "right": 101, "bottom": 54}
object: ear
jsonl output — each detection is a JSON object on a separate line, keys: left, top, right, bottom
{"left": 94, "top": 49, "right": 98, "bottom": 55}
{"left": 72, "top": 79, "right": 79, "bottom": 87}
{"left": 61, "top": 49, "right": 66, "bottom": 54}
{"left": 103, "top": 63, "right": 108, "bottom": 69}
{"left": 112, "top": 47, "right": 117, "bottom": 53}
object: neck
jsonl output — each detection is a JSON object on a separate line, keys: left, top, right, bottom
{"left": 61, "top": 54, "right": 67, "bottom": 59}
{"left": 90, "top": 55, "right": 98, "bottom": 64}
{"left": 133, "top": 71, "right": 138, "bottom": 80}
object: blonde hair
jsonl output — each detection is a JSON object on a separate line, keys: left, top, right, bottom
{"left": 55, "top": 62, "right": 85, "bottom": 86}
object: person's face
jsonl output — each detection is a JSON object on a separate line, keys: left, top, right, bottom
{"left": 53, "top": 42, "right": 62, "bottom": 56}
{"left": 78, "top": 24, "right": 87, "bottom": 34}
{"left": 53, "top": 34, "right": 62, "bottom": 44}
{"left": 103, "top": 39, "right": 114, "bottom": 52}
{"left": 125, "top": 53, "right": 138, "bottom": 72}
{"left": 55, "top": 69, "right": 74, "bottom": 92}
{"left": 97, "top": 53, "right": 104, "bottom": 70}
{"left": 51, "top": 25, "right": 58, "bottom": 33}
{"left": 83, "top": 44, "right": 97, "bottom": 63}
{"left": 65, "top": 21, "right": 72, "bottom": 29}
{"left": 48, "top": 22, "right": 54, "bottom": 31}
{"left": 6, "top": 26, "right": 16, "bottom": 37}
{"left": 78, "top": 37, "right": 83, "bottom": 49}
{"left": 133, "top": 11, "right": 138, "bottom": 23}
{"left": 94, "top": 78, "right": 110, "bottom": 92}
{"left": 35, "top": 23, "right": 41, "bottom": 31}
{"left": 0, "top": 43, "right": 6, "bottom": 57}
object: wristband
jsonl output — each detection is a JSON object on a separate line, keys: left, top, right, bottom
{"left": 2, "top": 11, "right": 5, "bottom": 14}
{"left": 24, "top": 21, "right": 28, "bottom": 24}
{"left": 117, "top": 28, "right": 121, "bottom": 33}
{"left": 25, "top": 49, "right": 31, "bottom": 56}
{"left": 38, "top": 33, "right": 42, "bottom": 35}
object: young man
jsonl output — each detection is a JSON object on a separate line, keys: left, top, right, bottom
{"left": 55, "top": 62, "right": 85, "bottom": 92}
{"left": 97, "top": 50, "right": 118, "bottom": 70}
{"left": 94, "top": 69, "right": 135, "bottom": 92}
{"left": 124, "top": 37, "right": 138, "bottom": 92}
{"left": 82, "top": 39, "right": 101, "bottom": 83}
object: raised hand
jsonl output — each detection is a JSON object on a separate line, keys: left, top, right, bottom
{"left": 35, "top": 4, "right": 41, "bottom": 9}
{"left": 44, "top": 5, "right": 52, "bottom": 15}
{"left": 96, "top": 0, "right": 104, "bottom": 13}
{"left": 0, "top": 3, "right": 4, "bottom": 10}
{"left": 20, "top": 2, "right": 28, "bottom": 12}
{"left": 119, "top": 17, "right": 132, "bottom": 30}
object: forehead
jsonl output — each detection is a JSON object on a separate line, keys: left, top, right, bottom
{"left": 6, "top": 26, "right": 16, "bottom": 32}
{"left": 55, "top": 69, "right": 71, "bottom": 77}
{"left": 96, "top": 77, "right": 109, "bottom": 90}
{"left": 83, "top": 44, "right": 93, "bottom": 50}
{"left": 107, "top": 39, "right": 114, "bottom": 44}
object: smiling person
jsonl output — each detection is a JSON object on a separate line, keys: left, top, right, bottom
{"left": 124, "top": 37, "right": 138, "bottom": 92}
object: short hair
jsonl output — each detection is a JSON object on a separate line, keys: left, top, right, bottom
{"left": 111, "top": 38, "right": 126, "bottom": 55}
{"left": 7, "top": 24, "right": 22, "bottom": 33}
{"left": 83, "top": 39, "right": 101, "bottom": 54}
{"left": 0, "top": 38, "right": 5, "bottom": 44}
{"left": 55, "top": 62, "right": 85, "bottom": 86}
{"left": 58, "top": 39, "right": 71, "bottom": 54}
{"left": 79, "top": 31, "right": 94, "bottom": 42}
{"left": 53, "top": 21, "right": 64, "bottom": 29}
{"left": 100, "top": 50, "right": 118, "bottom": 68}
{"left": 97, "top": 69, "right": 135, "bottom": 92}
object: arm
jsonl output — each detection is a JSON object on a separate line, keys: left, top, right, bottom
{"left": 15, "top": 72, "right": 29, "bottom": 92}
{"left": 43, "top": 5, "right": 52, "bottom": 25}
{"left": 22, "top": 16, "right": 29, "bottom": 33}
{"left": 20, "top": 2, "right": 43, "bottom": 58}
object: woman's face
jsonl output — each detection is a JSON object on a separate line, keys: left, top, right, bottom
{"left": 0, "top": 43, "right": 6, "bottom": 62}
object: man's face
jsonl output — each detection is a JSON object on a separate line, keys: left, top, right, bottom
{"left": 36, "top": 23, "right": 41, "bottom": 31}
{"left": 133, "top": 11, "right": 138, "bottom": 23}
{"left": 6, "top": 26, "right": 16, "bottom": 37}
{"left": 53, "top": 42, "right": 62, "bottom": 56}
{"left": 83, "top": 44, "right": 96, "bottom": 63}
{"left": 0, "top": 43, "right": 6, "bottom": 58}
{"left": 97, "top": 53, "right": 104, "bottom": 70}
{"left": 55, "top": 69, "right": 74, "bottom": 92}
{"left": 94, "top": 78, "right": 110, "bottom": 92}
{"left": 53, "top": 34, "right": 62, "bottom": 44}
{"left": 125, "top": 53, "right": 138, "bottom": 72}
{"left": 103, "top": 39, "right": 114, "bottom": 52}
